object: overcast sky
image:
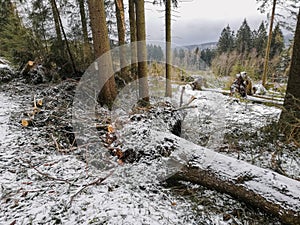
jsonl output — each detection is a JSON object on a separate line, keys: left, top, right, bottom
{"left": 144, "top": 0, "right": 267, "bottom": 46}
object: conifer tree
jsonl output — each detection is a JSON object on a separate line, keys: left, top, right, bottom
{"left": 135, "top": 0, "right": 149, "bottom": 106}
{"left": 270, "top": 23, "right": 284, "bottom": 59}
{"left": 114, "top": 0, "right": 128, "bottom": 82}
{"left": 0, "top": 1, "right": 37, "bottom": 64}
{"left": 280, "top": 7, "right": 300, "bottom": 145}
{"left": 217, "top": 25, "right": 235, "bottom": 54}
{"left": 88, "top": 0, "right": 117, "bottom": 107}
{"left": 128, "top": 0, "right": 137, "bottom": 80}
{"left": 253, "top": 22, "right": 267, "bottom": 56}
{"left": 235, "top": 19, "right": 253, "bottom": 54}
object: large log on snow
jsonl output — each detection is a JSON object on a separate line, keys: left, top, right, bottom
{"left": 118, "top": 124, "right": 299, "bottom": 224}
{"left": 201, "top": 88, "right": 284, "bottom": 106}
{"left": 162, "top": 133, "right": 300, "bottom": 225}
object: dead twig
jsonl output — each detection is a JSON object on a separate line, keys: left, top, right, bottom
{"left": 50, "top": 134, "right": 61, "bottom": 152}
{"left": 173, "top": 105, "right": 197, "bottom": 111}
{"left": 19, "top": 158, "right": 78, "bottom": 186}
{"left": 68, "top": 170, "right": 114, "bottom": 206}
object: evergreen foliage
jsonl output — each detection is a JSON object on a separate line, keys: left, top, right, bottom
{"left": 217, "top": 25, "right": 235, "bottom": 54}
{"left": 253, "top": 22, "right": 267, "bottom": 56}
{"left": 270, "top": 23, "right": 285, "bottom": 59}
{"left": 213, "top": 19, "right": 286, "bottom": 80}
{"left": 235, "top": 19, "right": 253, "bottom": 54}
{"left": 0, "top": 1, "right": 38, "bottom": 64}
{"left": 147, "top": 44, "right": 164, "bottom": 61}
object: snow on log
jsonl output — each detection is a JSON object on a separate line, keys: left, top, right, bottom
{"left": 118, "top": 121, "right": 299, "bottom": 224}
{"left": 100, "top": 103, "right": 297, "bottom": 224}
{"left": 201, "top": 88, "right": 284, "bottom": 105}
{"left": 159, "top": 132, "right": 300, "bottom": 225}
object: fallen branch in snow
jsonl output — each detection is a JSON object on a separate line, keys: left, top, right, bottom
{"left": 68, "top": 170, "right": 114, "bottom": 207}
{"left": 19, "top": 158, "right": 78, "bottom": 186}
{"left": 173, "top": 105, "right": 197, "bottom": 111}
{"left": 50, "top": 134, "right": 61, "bottom": 152}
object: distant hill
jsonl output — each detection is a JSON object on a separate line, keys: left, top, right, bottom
{"left": 181, "top": 42, "right": 218, "bottom": 51}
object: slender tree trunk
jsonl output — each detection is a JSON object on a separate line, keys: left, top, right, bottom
{"left": 165, "top": 0, "right": 172, "bottom": 97}
{"left": 114, "top": 0, "right": 128, "bottom": 81}
{"left": 279, "top": 7, "right": 300, "bottom": 145}
{"left": 128, "top": 0, "right": 137, "bottom": 80}
{"left": 78, "top": 0, "right": 91, "bottom": 64}
{"left": 135, "top": 0, "right": 149, "bottom": 106}
{"left": 52, "top": 0, "right": 77, "bottom": 74}
{"left": 88, "top": 0, "right": 117, "bottom": 107}
{"left": 262, "top": 0, "right": 277, "bottom": 87}
{"left": 50, "top": 0, "right": 63, "bottom": 44}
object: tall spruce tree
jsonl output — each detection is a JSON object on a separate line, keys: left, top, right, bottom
{"left": 217, "top": 25, "right": 235, "bottom": 54}
{"left": 235, "top": 19, "right": 253, "bottom": 54}
{"left": 279, "top": 7, "right": 300, "bottom": 145}
{"left": 135, "top": 0, "right": 149, "bottom": 106}
{"left": 114, "top": 0, "right": 129, "bottom": 82}
{"left": 128, "top": 0, "right": 137, "bottom": 80}
{"left": 0, "top": 1, "right": 37, "bottom": 63}
{"left": 78, "top": 0, "right": 91, "bottom": 64}
{"left": 88, "top": 0, "right": 117, "bottom": 107}
{"left": 253, "top": 21, "right": 268, "bottom": 56}
{"left": 165, "top": 0, "right": 172, "bottom": 97}
{"left": 270, "top": 23, "right": 284, "bottom": 59}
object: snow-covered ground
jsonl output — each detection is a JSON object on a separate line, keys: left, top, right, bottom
{"left": 0, "top": 76, "right": 298, "bottom": 224}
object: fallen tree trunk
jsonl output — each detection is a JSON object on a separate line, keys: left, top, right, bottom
{"left": 117, "top": 121, "right": 300, "bottom": 224}
{"left": 201, "top": 88, "right": 284, "bottom": 106}
{"left": 163, "top": 133, "right": 300, "bottom": 225}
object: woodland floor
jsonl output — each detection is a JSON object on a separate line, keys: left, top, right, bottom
{"left": 0, "top": 73, "right": 299, "bottom": 224}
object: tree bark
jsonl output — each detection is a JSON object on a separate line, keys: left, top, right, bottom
{"left": 279, "top": 7, "right": 300, "bottom": 145}
{"left": 136, "top": 130, "right": 300, "bottom": 225}
{"left": 128, "top": 0, "right": 137, "bottom": 80}
{"left": 88, "top": 0, "right": 117, "bottom": 107}
{"left": 50, "top": 0, "right": 63, "bottom": 45}
{"left": 262, "top": 0, "right": 277, "bottom": 87}
{"left": 78, "top": 0, "right": 91, "bottom": 64}
{"left": 52, "top": 0, "right": 77, "bottom": 74}
{"left": 114, "top": 0, "right": 128, "bottom": 82}
{"left": 165, "top": 0, "right": 172, "bottom": 97}
{"left": 173, "top": 161, "right": 300, "bottom": 225}
{"left": 135, "top": 0, "right": 149, "bottom": 106}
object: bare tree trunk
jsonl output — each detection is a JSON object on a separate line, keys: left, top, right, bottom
{"left": 50, "top": 0, "right": 63, "bottom": 44}
{"left": 165, "top": 0, "right": 172, "bottom": 97}
{"left": 88, "top": 0, "right": 117, "bottom": 107}
{"left": 135, "top": 130, "right": 300, "bottom": 225}
{"left": 128, "top": 0, "right": 137, "bottom": 80}
{"left": 78, "top": 0, "right": 91, "bottom": 64}
{"left": 114, "top": 0, "right": 128, "bottom": 81}
{"left": 279, "top": 7, "right": 300, "bottom": 145}
{"left": 262, "top": 0, "right": 277, "bottom": 87}
{"left": 52, "top": 0, "right": 77, "bottom": 74}
{"left": 135, "top": 0, "right": 149, "bottom": 106}
{"left": 173, "top": 162, "right": 300, "bottom": 225}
